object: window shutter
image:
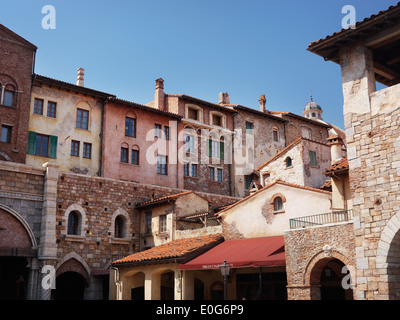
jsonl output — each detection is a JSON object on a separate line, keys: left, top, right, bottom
{"left": 208, "top": 139, "right": 212, "bottom": 157}
{"left": 220, "top": 141, "right": 224, "bottom": 160}
{"left": 27, "top": 131, "right": 37, "bottom": 155}
{"left": 49, "top": 135, "right": 58, "bottom": 159}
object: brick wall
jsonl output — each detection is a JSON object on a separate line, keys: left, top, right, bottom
{"left": 0, "top": 26, "right": 36, "bottom": 163}
{"left": 56, "top": 172, "right": 239, "bottom": 272}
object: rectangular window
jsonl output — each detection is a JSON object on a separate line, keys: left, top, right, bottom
{"left": 310, "top": 151, "right": 317, "bottom": 166}
{"left": 209, "top": 167, "right": 215, "bottom": 180}
{"left": 27, "top": 132, "right": 57, "bottom": 158}
{"left": 34, "top": 98, "right": 44, "bottom": 115}
{"left": 145, "top": 212, "right": 152, "bottom": 234}
{"left": 121, "top": 147, "right": 129, "bottom": 163}
{"left": 246, "top": 121, "right": 254, "bottom": 134}
{"left": 185, "top": 135, "right": 194, "bottom": 153}
{"left": 212, "top": 140, "right": 219, "bottom": 158}
{"left": 0, "top": 125, "right": 12, "bottom": 143}
{"left": 83, "top": 142, "right": 92, "bottom": 159}
{"left": 159, "top": 214, "right": 167, "bottom": 233}
{"left": 212, "top": 115, "right": 222, "bottom": 126}
{"left": 217, "top": 168, "right": 223, "bottom": 182}
{"left": 132, "top": 149, "right": 139, "bottom": 165}
{"left": 164, "top": 126, "right": 170, "bottom": 140}
{"left": 154, "top": 124, "right": 162, "bottom": 138}
{"left": 245, "top": 174, "right": 253, "bottom": 190}
{"left": 192, "top": 164, "right": 198, "bottom": 177}
{"left": 208, "top": 139, "right": 224, "bottom": 159}
{"left": 157, "top": 155, "right": 168, "bottom": 175}
{"left": 76, "top": 109, "right": 89, "bottom": 130}
{"left": 71, "top": 140, "right": 80, "bottom": 157}
{"left": 188, "top": 108, "right": 198, "bottom": 121}
{"left": 35, "top": 134, "right": 50, "bottom": 157}
{"left": 273, "top": 130, "right": 278, "bottom": 142}
{"left": 47, "top": 101, "right": 57, "bottom": 118}
{"left": 3, "top": 90, "right": 14, "bottom": 107}
{"left": 183, "top": 163, "right": 189, "bottom": 176}
{"left": 125, "top": 117, "right": 136, "bottom": 138}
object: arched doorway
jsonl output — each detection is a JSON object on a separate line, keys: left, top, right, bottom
{"left": 309, "top": 258, "right": 353, "bottom": 300}
{"left": 0, "top": 206, "right": 37, "bottom": 300}
{"left": 210, "top": 281, "right": 224, "bottom": 300}
{"left": 194, "top": 278, "right": 204, "bottom": 300}
{"left": 52, "top": 272, "right": 85, "bottom": 300}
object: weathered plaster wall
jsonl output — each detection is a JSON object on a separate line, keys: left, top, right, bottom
{"left": 220, "top": 183, "right": 331, "bottom": 240}
{"left": 27, "top": 85, "right": 102, "bottom": 175}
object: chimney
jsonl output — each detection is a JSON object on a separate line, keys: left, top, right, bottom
{"left": 218, "top": 92, "right": 230, "bottom": 105}
{"left": 259, "top": 95, "right": 266, "bottom": 112}
{"left": 155, "top": 78, "right": 165, "bottom": 110}
{"left": 76, "top": 68, "right": 84, "bottom": 87}
{"left": 327, "top": 135, "right": 344, "bottom": 164}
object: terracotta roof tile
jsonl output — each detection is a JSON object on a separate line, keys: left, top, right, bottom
{"left": 112, "top": 234, "right": 223, "bottom": 265}
{"left": 325, "top": 158, "right": 349, "bottom": 175}
{"left": 135, "top": 191, "right": 194, "bottom": 208}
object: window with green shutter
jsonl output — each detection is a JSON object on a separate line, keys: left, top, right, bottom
{"left": 27, "top": 131, "right": 37, "bottom": 155}
{"left": 27, "top": 131, "right": 57, "bottom": 158}
{"left": 220, "top": 141, "right": 224, "bottom": 160}
{"left": 309, "top": 151, "right": 317, "bottom": 166}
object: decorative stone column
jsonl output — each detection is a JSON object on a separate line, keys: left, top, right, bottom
{"left": 38, "top": 162, "right": 59, "bottom": 300}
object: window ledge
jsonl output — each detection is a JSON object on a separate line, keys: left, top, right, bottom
{"left": 273, "top": 210, "right": 285, "bottom": 215}
{"left": 110, "top": 237, "right": 130, "bottom": 245}
{"left": 65, "top": 234, "right": 85, "bottom": 242}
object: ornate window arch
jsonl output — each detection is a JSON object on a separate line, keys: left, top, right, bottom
{"left": 269, "top": 193, "right": 286, "bottom": 213}
{"left": 111, "top": 208, "right": 131, "bottom": 243}
{"left": 62, "top": 204, "right": 88, "bottom": 239}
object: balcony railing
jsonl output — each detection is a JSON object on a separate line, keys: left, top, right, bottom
{"left": 289, "top": 210, "right": 353, "bottom": 229}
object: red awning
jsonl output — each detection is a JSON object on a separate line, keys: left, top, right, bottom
{"left": 179, "top": 236, "right": 285, "bottom": 270}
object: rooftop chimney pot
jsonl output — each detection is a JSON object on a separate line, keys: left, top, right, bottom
{"left": 259, "top": 95, "right": 266, "bottom": 112}
{"left": 76, "top": 68, "right": 85, "bottom": 87}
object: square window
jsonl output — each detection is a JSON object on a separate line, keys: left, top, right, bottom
{"left": 34, "top": 98, "right": 44, "bottom": 115}
{"left": 188, "top": 108, "right": 198, "bottom": 121}
{"left": 35, "top": 134, "right": 50, "bottom": 157}
{"left": 71, "top": 140, "right": 80, "bottom": 157}
{"left": 0, "top": 125, "right": 12, "bottom": 143}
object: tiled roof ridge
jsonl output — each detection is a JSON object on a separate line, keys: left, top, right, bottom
{"left": 112, "top": 233, "right": 223, "bottom": 265}
{"left": 135, "top": 190, "right": 194, "bottom": 208}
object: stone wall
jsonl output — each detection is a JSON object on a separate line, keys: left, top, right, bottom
{"left": 284, "top": 222, "right": 356, "bottom": 300}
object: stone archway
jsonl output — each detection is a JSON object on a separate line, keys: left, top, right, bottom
{"left": 0, "top": 205, "right": 37, "bottom": 300}
{"left": 376, "top": 212, "right": 400, "bottom": 299}
{"left": 304, "top": 249, "right": 355, "bottom": 300}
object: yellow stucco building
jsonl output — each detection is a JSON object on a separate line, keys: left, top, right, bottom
{"left": 26, "top": 72, "right": 113, "bottom": 175}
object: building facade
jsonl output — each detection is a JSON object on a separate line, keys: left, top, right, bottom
{"left": 0, "top": 24, "right": 36, "bottom": 164}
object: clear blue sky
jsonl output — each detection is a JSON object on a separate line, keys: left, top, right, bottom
{"left": 1, "top": 1, "right": 397, "bottom": 129}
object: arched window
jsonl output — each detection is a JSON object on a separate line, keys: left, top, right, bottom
{"left": 115, "top": 215, "right": 125, "bottom": 238}
{"left": 274, "top": 197, "right": 283, "bottom": 212}
{"left": 285, "top": 157, "right": 292, "bottom": 168}
{"left": 67, "top": 211, "right": 80, "bottom": 235}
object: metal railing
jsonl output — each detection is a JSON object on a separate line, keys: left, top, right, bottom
{"left": 289, "top": 210, "right": 353, "bottom": 229}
